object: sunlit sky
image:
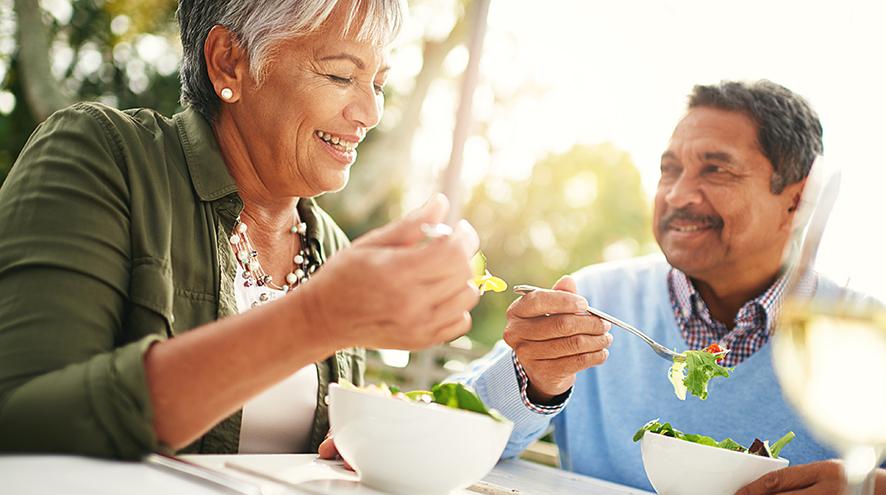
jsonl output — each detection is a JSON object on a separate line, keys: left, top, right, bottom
{"left": 11, "top": 0, "right": 886, "bottom": 206}
{"left": 397, "top": 0, "right": 886, "bottom": 192}
{"left": 392, "top": 0, "right": 886, "bottom": 293}
{"left": 4, "top": 0, "right": 885, "bottom": 292}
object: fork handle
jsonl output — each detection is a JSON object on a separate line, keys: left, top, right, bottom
{"left": 584, "top": 307, "right": 651, "bottom": 344}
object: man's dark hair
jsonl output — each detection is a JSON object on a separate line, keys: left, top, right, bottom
{"left": 688, "top": 80, "right": 823, "bottom": 194}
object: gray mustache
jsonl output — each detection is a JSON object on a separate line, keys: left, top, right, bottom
{"left": 660, "top": 209, "right": 724, "bottom": 230}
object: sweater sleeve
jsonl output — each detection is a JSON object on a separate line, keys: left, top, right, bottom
{"left": 447, "top": 340, "right": 565, "bottom": 459}
{"left": 0, "top": 104, "right": 162, "bottom": 459}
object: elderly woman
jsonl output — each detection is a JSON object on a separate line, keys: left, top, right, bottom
{"left": 0, "top": 0, "right": 480, "bottom": 458}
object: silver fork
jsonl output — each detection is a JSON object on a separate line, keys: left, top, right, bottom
{"left": 145, "top": 453, "right": 263, "bottom": 495}
{"left": 512, "top": 284, "right": 686, "bottom": 363}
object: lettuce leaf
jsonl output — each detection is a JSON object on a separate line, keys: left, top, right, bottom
{"left": 770, "top": 431, "right": 796, "bottom": 458}
{"left": 431, "top": 382, "right": 507, "bottom": 422}
{"left": 470, "top": 251, "right": 507, "bottom": 294}
{"left": 668, "top": 360, "right": 688, "bottom": 400}
{"left": 673, "top": 350, "right": 733, "bottom": 400}
{"left": 632, "top": 419, "right": 795, "bottom": 459}
{"left": 347, "top": 381, "right": 507, "bottom": 422}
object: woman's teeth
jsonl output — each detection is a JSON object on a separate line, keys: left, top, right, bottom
{"left": 316, "top": 131, "right": 357, "bottom": 153}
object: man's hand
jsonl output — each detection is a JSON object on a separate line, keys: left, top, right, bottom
{"left": 503, "top": 276, "right": 612, "bottom": 404}
{"left": 735, "top": 460, "right": 847, "bottom": 494}
{"left": 737, "top": 463, "right": 886, "bottom": 495}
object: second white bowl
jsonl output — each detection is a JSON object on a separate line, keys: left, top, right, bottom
{"left": 641, "top": 431, "right": 789, "bottom": 495}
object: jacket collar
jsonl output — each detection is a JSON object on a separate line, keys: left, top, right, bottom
{"left": 174, "top": 106, "right": 239, "bottom": 202}
{"left": 173, "top": 106, "right": 329, "bottom": 253}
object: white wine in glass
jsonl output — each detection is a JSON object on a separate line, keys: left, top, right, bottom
{"left": 774, "top": 163, "right": 886, "bottom": 495}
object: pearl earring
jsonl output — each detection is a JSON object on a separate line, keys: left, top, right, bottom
{"left": 221, "top": 88, "right": 234, "bottom": 100}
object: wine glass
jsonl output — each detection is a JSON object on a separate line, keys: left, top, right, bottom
{"left": 773, "top": 158, "right": 886, "bottom": 495}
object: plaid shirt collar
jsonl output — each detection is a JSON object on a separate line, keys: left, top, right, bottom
{"left": 668, "top": 267, "right": 790, "bottom": 366}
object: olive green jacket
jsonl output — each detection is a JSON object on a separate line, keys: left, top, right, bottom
{"left": 0, "top": 102, "right": 364, "bottom": 459}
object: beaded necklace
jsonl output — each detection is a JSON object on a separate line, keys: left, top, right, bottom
{"left": 228, "top": 212, "right": 319, "bottom": 307}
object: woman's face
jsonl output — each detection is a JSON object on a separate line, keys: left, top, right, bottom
{"left": 231, "top": 17, "right": 390, "bottom": 198}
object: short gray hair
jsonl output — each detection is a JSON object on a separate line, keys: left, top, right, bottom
{"left": 177, "top": 0, "right": 406, "bottom": 122}
{"left": 688, "top": 80, "right": 823, "bottom": 194}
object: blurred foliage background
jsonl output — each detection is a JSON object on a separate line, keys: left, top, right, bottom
{"left": 0, "top": 0, "right": 656, "bottom": 377}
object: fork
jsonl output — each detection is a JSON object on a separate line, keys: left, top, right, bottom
{"left": 145, "top": 453, "right": 263, "bottom": 495}
{"left": 512, "top": 284, "right": 686, "bottom": 363}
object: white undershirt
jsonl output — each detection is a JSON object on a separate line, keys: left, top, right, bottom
{"left": 233, "top": 266, "right": 319, "bottom": 454}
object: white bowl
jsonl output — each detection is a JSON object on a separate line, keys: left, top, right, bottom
{"left": 641, "top": 432, "right": 789, "bottom": 495}
{"left": 328, "top": 384, "right": 513, "bottom": 494}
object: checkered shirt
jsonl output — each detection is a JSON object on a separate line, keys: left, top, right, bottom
{"left": 512, "top": 351, "right": 568, "bottom": 414}
{"left": 667, "top": 268, "right": 788, "bottom": 367}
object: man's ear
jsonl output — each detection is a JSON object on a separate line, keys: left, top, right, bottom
{"left": 204, "top": 25, "right": 248, "bottom": 103}
{"left": 785, "top": 178, "right": 807, "bottom": 214}
{"left": 780, "top": 177, "right": 808, "bottom": 236}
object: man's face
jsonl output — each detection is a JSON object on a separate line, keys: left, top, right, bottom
{"left": 653, "top": 107, "right": 804, "bottom": 284}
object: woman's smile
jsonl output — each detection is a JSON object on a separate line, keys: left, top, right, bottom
{"left": 314, "top": 130, "right": 359, "bottom": 165}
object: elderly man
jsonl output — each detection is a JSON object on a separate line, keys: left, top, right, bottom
{"left": 454, "top": 80, "right": 885, "bottom": 494}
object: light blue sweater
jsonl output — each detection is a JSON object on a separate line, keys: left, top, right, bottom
{"left": 454, "top": 255, "right": 839, "bottom": 492}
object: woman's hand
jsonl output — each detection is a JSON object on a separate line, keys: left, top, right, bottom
{"left": 318, "top": 434, "right": 353, "bottom": 471}
{"left": 297, "top": 194, "right": 481, "bottom": 351}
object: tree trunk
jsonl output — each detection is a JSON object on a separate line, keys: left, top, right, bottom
{"left": 338, "top": 14, "right": 469, "bottom": 225}
{"left": 13, "top": 0, "right": 72, "bottom": 120}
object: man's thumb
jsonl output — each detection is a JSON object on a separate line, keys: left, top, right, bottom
{"left": 354, "top": 193, "right": 449, "bottom": 247}
{"left": 551, "top": 275, "right": 578, "bottom": 294}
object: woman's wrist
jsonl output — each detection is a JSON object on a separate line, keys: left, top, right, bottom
{"left": 288, "top": 280, "right": 343, "bottom": 358}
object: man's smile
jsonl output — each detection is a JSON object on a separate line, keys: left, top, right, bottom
{"left": 660, "top": 209, "right": 724, "bottom": 234}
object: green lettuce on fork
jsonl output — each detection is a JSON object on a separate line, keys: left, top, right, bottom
{"left": 668, "top": 343, "right": 733, "bottom": 400}
{"left": 633, "top": 419, "right": 796, "bottom": 459}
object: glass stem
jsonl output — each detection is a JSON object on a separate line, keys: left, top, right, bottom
{"left": 843, "top": 470, "right": 876, "bottom": 495}
{"left": 843, "top": 446, "right": 879, "bottom": 495}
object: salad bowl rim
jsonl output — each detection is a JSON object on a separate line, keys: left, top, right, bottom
{"left": 328, "top": 383, "right": 514, "bottom": 428}
{"left": 642, "top": 430, "right": 791, "bottom": 466}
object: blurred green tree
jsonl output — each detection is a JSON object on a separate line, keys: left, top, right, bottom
{"left": 463, "top": 143, "right": 657, "bottom": 346}
{"left": 0, "top": 0, "right": 470, "bottom": 208}
{"left": 316, "top": 0, "right": 470, "bottom": 235}
{"left": 1, "top": 0, "right": 181, "bottom": 180}
{"left": 0, "top": 0, "right": 657, "bottom": 358}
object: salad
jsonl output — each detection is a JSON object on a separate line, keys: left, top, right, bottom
{"left": 337, "top": 252, "right": 508, "bottom": 422}
{"left": 634, "top": 419, "right": 796, "bottom": 459}
{"left": 342, "top": 381, "right": 508, "bottom": 423}
{"left": 668, "top": 343, "right": 733, "bottom": 400}
{"left": 471, "top": 251, "right": 507, "bottom": 294}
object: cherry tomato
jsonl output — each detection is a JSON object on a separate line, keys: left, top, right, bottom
{"left": 703, "top": 343, "right": 727, "bottom": 361}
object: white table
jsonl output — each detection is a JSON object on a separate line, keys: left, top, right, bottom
{"left": 0, "top": 454, "right": 654, "bottom": 495}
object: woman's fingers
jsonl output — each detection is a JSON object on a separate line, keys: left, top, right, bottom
{"left": 317, "top": 435, "right": 354, "bottom": 471}
{"left": 353, "top": 194, "right": 449, "bottom": 248}
{"left": 429, "top": 282, "right": 481, "bottom": 323}
{"left": 431, "top": 311, "right": 473, "bottom": 344}
{"left": 318, "top": 435, "right": 339, "bottom": 460}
